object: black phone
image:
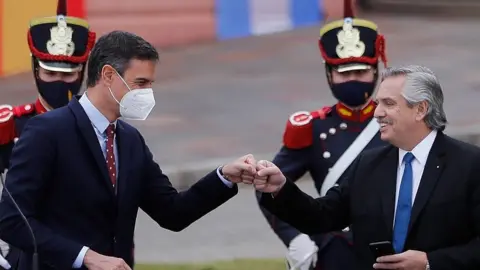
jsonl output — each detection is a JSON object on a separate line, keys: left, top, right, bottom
{"left": 369, "top": 241, "right": 395, "bottom": 259}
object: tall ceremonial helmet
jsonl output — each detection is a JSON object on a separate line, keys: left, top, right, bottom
{"left": 318, "top": 0, "right": 388, "bottom": 107}
{"left": 27, "top": 0, "right": 96, "bottom": 109}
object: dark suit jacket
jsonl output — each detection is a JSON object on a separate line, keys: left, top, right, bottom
{"left": 261, "top": 132, "right": 480, "bottom": 270}
{"left": 0, "top": 98, "right": 238, "bottom": 270}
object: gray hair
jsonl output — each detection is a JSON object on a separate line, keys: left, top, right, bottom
{"left": 381, "top": 65, "right": 447, "bottom": 131}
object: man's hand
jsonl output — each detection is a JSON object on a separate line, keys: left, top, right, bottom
{"left": 373, "top": 250, "right": 428, "bottom": 270}
{"left": 221, "top": 154, "right": 257, "bottom": 184}
{"left": 84, "top": 249, "right": 131, "bottom": 270}
{"left": 253, "top": 160, "right": 286, "bottom": 193}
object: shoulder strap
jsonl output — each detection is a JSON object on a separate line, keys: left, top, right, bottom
{"left": 316, "top": 106, "right": 331, "bottom": 120}
{"left": 320, "top": 119, "right": 380, "bottom": 196}
{"left": 317, "top": 110, "right": 326, "bottom": 120}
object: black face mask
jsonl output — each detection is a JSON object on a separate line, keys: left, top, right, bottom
{"left": 331, "top": 81, "right": 375, "bottom": 107}
{"left": 36, "top": 79, "right": 82, "bottom": 109}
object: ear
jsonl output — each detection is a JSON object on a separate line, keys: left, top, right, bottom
{"left": 415, "top": 101, "right": 429, "bottom": 121}
{"left": 101, "top": 65, "right": 116, "bottom": 87}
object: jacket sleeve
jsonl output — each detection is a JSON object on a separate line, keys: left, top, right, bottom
{"left": 255, "top": 146, "right": 313, "bottom": 247}
{"left": 0, "top": 143, "right": 13, "bottom": 173}
{"left": 0, "top": 116, "right": 84, "bottom": 269}
{"left": 0, "top": 105, "right": 16, "bottom": 173}
{"left": 138, "top": 131, "right": 238, "bottom": 232}
{"left": 258, "top": 154, "right": 361, "bottom": 236}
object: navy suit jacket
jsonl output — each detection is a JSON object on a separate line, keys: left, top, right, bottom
{"left": 0, "top": 98, "right": 238, "bottom": 270}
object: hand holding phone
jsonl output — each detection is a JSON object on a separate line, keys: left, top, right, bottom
{"left": 369, "top": 241, "right": 395, "bottom": 259}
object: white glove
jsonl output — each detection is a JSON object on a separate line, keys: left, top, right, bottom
{"left": 0, "top": 239, "right": 9, "bottom": 257}
{"left": 0, "top": 254, "right": 10, "bottom": 269}
{"left": 0, "top": 239, "right": 11, "bottom": 269}
{"left": 285, "top": 234, "right": 318, "bottom": 270}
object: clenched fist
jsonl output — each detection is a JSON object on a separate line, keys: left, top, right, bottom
{"left": 221, "top": 154, "right": 257, "bottom": 184}
{"left": 253, "top": 160, "right": 286, "bottom": 193}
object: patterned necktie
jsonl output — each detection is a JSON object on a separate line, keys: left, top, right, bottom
{"left": 105, "top": 124, "right": 116, "bottom": 187}
{"left": 393, "top": 152, "right": 415, "bottom": 253}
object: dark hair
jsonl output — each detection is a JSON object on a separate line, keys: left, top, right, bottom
{"left": 86, "top": 30, "right": 159, "bottom": 87}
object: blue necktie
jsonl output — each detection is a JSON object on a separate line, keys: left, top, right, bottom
{"left": 393, "top": 152, "right": 414, "bottom": 253}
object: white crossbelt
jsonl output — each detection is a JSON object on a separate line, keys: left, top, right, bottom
{"left": 320, "top": 119, "right": 380, "bottom": 196}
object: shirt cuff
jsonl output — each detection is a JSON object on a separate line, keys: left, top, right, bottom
{"left": 72, "top": 246, "right": 89, "bottom": 268}
{"left": 217, "top": 167, "right": 234, "bottom": 188}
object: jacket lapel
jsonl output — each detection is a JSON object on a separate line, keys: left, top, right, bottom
{"left": 408, "top": 132, "right": 447, "bottom": 233}
{"left": 380, "top": 146, "right": 399, "bottom": 237}
{"left": 68, "top": 98, "right": 115, "bottom": 196}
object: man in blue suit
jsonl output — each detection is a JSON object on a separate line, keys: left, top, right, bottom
{"left": 0, "top": 30, "right": 258, "bottom": 270}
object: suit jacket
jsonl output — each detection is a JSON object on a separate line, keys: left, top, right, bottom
{"left": 0, "top": 98, "right": 238, "bottom": 270}
{"left": 261, "top": 132, "right": 480, "bottom": 270}
{"left": 256, "top": 104, "right": 386, "bottom": 248}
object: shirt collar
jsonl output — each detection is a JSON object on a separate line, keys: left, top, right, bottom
{"left": 79, "top": 92, "right": 116, "bottom": 134}
{"left": 398, "top": 130, "right": 437, "bottom": 165}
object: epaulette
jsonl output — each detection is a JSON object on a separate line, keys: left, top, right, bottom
{"left": 12, "top": 103, "right": 36, "bottom": 118}
{"left": 0, "top": 103, "right": 35, "bottom": 145}
{"left": 283, "top": 106, "right": 332, "bottom": 149}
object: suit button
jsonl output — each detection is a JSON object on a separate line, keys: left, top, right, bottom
{"left": 113, "top": 237, "right": 117, "bottom": 243}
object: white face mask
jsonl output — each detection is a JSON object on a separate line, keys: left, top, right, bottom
{"left": 108, "top": 70, "right": 155, "bottom": 121}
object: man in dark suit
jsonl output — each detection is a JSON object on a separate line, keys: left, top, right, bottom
{"left": 0, "top": 30, "right": 259, "bottom": 270}
{"left": 253, "top": 65, "right": 480, "bottom": 270}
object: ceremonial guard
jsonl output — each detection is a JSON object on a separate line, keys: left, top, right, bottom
{"left": 256, "top": 0, "right": 389, "bottom": 269}
{"left": 0, "top": 0, "right": 95, "bottom": 268}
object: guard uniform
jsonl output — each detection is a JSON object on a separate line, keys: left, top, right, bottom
{"left": 256, "top": 0, "right": 389, "bottom": 269}
{"left": 0, "top": 101, "right": 49, "bottom": 172}
{"left": 0, "top": 0, "right": 95, "bottom": 268}
{"left": 0, "top": 0, "right": 95, "bottom": 173}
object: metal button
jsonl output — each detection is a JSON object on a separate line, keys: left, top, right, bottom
{"left": 339, "top": 123, "right": 348, "bottom": 130}
{"left": 323, "top": 151, "right": 331, "bottom": 159}
{"left": 329, "top": 128, "right": 336, "bottom": 135}
{"left": 319, "top": 133, "right": 327, "bottom": 140}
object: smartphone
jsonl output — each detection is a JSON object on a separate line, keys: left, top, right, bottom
{"left": 369, "top": 241, "right": 395, "bottom": 259}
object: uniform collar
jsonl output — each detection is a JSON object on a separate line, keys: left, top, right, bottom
{"left": 336, "top": 100, "right": 375, "bottom": 122}
{"left": 35, "top": 98, "right": 48, "bottom": 114}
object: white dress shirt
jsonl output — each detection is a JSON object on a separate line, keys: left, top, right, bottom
{"left": 393, "top": 130, "right": 437, "bottom": 225}
{"left": 73, "top": 93, "right": 233, "bottom": 268}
